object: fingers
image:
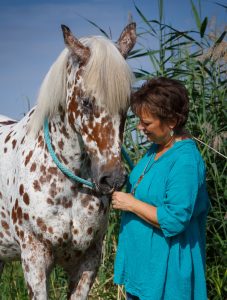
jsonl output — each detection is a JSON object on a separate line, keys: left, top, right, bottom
{"left": 112, "top": 192, "right": 120, "bottom": 209}
{"left": 112, "top": 195, "right": 117, "bottom": 206}
{"left": 112, "top": 191, "right": 119, "bottom": 198}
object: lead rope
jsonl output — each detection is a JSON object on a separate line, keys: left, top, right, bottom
{"left": 44, "top": 118, "right": 94, "bottom": 188}
{"left": 44, "top": 118, "right": 134, "bottom": 189}
{"left": 121, "top": 145, "right": 135, "bottom": 170}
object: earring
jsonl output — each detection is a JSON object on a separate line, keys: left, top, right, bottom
{"left": 170, "top": 129, "right": 174, "bottom": 137}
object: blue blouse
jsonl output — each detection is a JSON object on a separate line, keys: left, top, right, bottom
{"left": 114, "top": 139, "right": 210, "bottom": 300}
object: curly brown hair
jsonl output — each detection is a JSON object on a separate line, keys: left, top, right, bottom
{"left": 131, "top": 77, "right": 189, "bottom": 132}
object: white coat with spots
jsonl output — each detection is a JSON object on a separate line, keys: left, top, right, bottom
{"left": 0, "top": 24, "right": 136, "bottom": 299}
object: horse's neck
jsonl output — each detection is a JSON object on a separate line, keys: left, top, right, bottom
{"left": 47, "top": 109, "right": 84, "bottom": 173}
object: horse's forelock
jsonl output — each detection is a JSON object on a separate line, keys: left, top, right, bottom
{"left": 81, "top": 36, "right": 134, "bottom": 114}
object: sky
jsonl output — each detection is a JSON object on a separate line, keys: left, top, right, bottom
{"left": 0, "top": 0, "right": 226, "bottom": 120}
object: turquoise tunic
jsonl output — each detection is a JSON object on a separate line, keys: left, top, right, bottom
{"left": 114, "top": 139, "right": 210, "bottom": 300}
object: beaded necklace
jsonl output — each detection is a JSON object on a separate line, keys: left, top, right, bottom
{"left": 131, "top": 138, "right": 176, "bottom": 196}
{"left": 131, "top": 152, "right": 156, "bottom": 196}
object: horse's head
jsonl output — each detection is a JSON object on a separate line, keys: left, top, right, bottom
{"left": 62, "top": 24, "right": 136, "bottom": 194}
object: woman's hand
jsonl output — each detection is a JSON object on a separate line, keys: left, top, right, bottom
{"left": 112, "top": 191, "right": 160, "bottom": 228}
{"left": 112, "top": 191, "right": 136, "bottom": 212}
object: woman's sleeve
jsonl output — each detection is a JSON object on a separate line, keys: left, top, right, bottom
{"left": 157, "top": 156, "right": 200, "bottom": 237}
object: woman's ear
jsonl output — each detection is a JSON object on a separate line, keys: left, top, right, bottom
{"left": 168, "top": 118, "right": 178, "bottom": 130}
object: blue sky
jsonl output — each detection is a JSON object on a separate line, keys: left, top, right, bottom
{"left": 0, "top": 0, "right": 226, "bottom": 119}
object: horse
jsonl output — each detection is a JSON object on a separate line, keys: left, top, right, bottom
{"left": 0, "top": 23, "right": 136, "bottom": 299}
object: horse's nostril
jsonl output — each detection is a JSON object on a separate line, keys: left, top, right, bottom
{"left": 98, "top": 172, "right": 127, "bottom": 191}
{"left": 99, "top": 175, "right": 112, "bottom": 187}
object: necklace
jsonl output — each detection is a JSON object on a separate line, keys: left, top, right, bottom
{"left": 131, "top": 138, "right": 176, "bottom": 196}
{"left": 131, "top": 152, "right": 156, "bottom": 196}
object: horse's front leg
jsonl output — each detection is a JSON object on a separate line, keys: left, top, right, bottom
{"left": 20, "top": 234, "right": 54, "bottom": 300}
{"left": 67, "top": 241, "right": 103, "bottom": 300}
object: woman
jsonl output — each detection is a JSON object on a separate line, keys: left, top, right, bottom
{"left": 112, "top": 77, "right": 210, "bottom": 300}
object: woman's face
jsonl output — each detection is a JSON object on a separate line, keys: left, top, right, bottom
{"left": 137, "top": 109, "right": 175, "bottom": 145}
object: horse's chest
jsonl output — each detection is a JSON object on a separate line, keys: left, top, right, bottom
{"left": 32, "top": 195, "right": 109, "bottom": 251}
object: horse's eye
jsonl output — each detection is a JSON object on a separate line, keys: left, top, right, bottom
{"left": 81, "top": 97, "right": 93, "bottom": 111}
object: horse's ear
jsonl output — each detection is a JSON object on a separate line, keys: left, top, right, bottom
{"left": 61, "top": 25, "right": 91, "bottom": 64}
{"left": 117, "top": 22, "right": 136, "bottom": 58}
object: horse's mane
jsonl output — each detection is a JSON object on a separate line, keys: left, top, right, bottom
{"left": 29, "top": 35, "right": 134, "bottom": 135}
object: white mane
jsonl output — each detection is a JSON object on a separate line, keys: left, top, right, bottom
{"left": 81, "top": 36, "right": 134, "bottom": 113}
{"left": 29, "top": 49, "right": 68, "bottom": 135}
{"left": 29, "top": 35, "right": 134, "bottom": 135}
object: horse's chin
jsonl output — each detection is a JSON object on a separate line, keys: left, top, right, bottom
{"left": 93, "top": 182, "right": 115, "bottom": 196}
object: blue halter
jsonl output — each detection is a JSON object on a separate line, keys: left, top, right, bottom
{"left": 44, "top": 118, "right": 134, "bottom": 189}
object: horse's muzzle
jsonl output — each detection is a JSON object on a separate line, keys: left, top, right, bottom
{"left": 94, "top": 170, "right": 127, "bottom": 195}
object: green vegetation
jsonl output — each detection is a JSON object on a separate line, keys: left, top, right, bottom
{"left": 0, "top": 1, "right": 226, "bottom": 299}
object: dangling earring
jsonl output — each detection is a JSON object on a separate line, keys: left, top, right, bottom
{"left": 170, "top": 129, "right": 174, "bottom": 137}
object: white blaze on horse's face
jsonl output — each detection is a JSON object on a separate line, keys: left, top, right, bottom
{"left": 62, "top": 24, "right": 136, "bottom": 193}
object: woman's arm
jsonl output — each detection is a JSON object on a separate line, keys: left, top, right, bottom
{"left": 112, "top": 192, "right": 160, "bottom": 228}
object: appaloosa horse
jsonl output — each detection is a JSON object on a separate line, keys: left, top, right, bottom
{"left": 0, "top": 23, "right": 136, "bottom": 299}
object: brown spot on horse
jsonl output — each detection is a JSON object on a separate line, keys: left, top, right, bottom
{"left": 19, "top": 184, "right": 24, "bottom": 196}
{"left": 1, "top": 220, "right": 9, "bottom": 230}
{"left": 25, "top": 150, "right": 33, "bottom": 166}
{"left": 23, "top": 193, "right": 30, "bottom": 205}
{"left": 33, "top": 180, "right": 41, "bottom": 192}
{"left": 36, "top": 218, "right": 47, "bottom": 232}
{"left": 12, "top": 139, "right": 17, "bottom": 149}
{"left": 30, "top": 163, "right": 37, "bottom": 172}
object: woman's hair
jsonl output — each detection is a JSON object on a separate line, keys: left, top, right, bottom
{"left": 131, "top": 77, "right": 189, "bottom": 132}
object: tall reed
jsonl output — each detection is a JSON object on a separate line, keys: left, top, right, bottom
{"left": 122, "top": 1, "right": 227, "bottom": 299}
